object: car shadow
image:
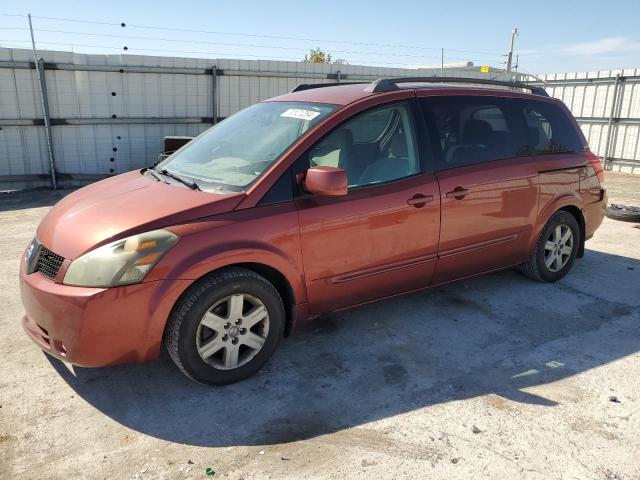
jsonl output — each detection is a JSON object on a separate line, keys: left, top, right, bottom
{"left": 0, "top": 188, "right": 77, "bottom": 212}
{"left": 47, "top": 248, "right": 640, "bottom": 447}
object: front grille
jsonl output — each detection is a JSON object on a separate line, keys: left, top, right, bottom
{"left": 35, "top": 246, "right": 65, "bottom": 280}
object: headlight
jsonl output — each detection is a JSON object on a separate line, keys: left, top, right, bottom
{"left": 63, "top": 229, "right": 179, "bottom": 287}
{"left": 24, "top": 237, "right": 41, "bottom": 274}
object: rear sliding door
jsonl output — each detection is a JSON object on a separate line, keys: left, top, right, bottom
{"left": 418, "top": 94, "right": 540, "bottom": 284}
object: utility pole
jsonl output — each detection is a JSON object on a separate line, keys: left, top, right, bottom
{"left": 506, "top": 28, "right": 518, "bottom": 77}
{"left": 440, "top": 48, "right": 444, "bottom": 77}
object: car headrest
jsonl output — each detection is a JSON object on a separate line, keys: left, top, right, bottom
{"left": 389, "top": 133, "right": 408, "bottom": 158}
{"left": 462, "top": 119, "right": 494, "bottom": 145}
{"left": 326, "top": 128, "right": 354, "bottom": 150}
{"left": 528, "top": 127, "right": 540, "bottom": 148}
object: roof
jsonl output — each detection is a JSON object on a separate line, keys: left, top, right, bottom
{"left": 269, "top": 83, "right": 375, "bottom": 106}
{"left": 267, "top": 78, "right": 550, "bottom": 106}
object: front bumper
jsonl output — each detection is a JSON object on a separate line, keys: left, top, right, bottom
{"left": 20, "top": 261, "right": 191, "bottom": 367}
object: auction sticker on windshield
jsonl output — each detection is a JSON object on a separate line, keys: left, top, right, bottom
{"left": 280, "top": 108, "right": 321, "bottom": 121}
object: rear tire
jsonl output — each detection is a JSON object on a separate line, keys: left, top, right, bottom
{"left": 165, "top": 267, "right": 285, "bottom": 385}
{"left": 521, "top": 211, "right": 580, "bottom": 282}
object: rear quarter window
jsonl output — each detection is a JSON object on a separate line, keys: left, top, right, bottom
{"left": 522, "top": 100, "right": 584, "bottom": 155}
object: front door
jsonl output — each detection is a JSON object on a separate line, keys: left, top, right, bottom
{"left": 296, "top": 101, "right": 441, "bottom": 315}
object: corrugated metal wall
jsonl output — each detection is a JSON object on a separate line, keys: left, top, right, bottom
{"left": 1, "top": 47, "right": 639, "bottom": 189}
{"left": 1, "top": 49, "right": 215, "bottom": 185}
{"left": 536, "top": 69, "right": 640, "bottom": 174}
{"left": 0, "top": 48, "right": 505, "bottom": 189}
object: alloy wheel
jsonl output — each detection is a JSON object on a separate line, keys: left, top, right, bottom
{"left": 544, "top": 224, "right": 574, "bottom": 272}
{"left": 195, "top": 293, "right": 270, "bottom": 370}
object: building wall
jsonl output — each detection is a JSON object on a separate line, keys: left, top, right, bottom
{"left": 1, "top": 47, "right": 638, "bottom": 189}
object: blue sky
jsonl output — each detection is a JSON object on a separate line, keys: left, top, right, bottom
{"left": 1, "top": 0, "right": 639, "bottom": 74}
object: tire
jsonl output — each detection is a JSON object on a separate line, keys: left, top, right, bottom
{"left": 165, "top": 267, "right": 285, "bottom": 385}
{"left": 605, "top": 204, "right": 640, "bottom": 223}
{"left": 521, "top": 211, "right": 580, "bottom": 283}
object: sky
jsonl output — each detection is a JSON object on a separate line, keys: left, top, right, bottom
{"left": 1, "top": 0, "right": 639, "bottom": 74}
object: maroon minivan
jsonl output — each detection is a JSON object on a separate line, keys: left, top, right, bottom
{"left": 20, "top": 78, "right": 606, "bottom": 384}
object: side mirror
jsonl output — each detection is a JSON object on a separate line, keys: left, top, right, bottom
{"left": 303, "top": 166, "right": 348, "bottom": 196}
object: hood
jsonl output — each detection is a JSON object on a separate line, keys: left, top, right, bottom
{"left": 37, "top": 171, "right": 244, "bottom": 259}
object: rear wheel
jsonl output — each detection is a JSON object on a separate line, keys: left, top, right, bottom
{"left": 521, "top": 211, "right": 580, "bottom": 282}
{"left": 165, "top": 267, "right": 285, "bottom": 385}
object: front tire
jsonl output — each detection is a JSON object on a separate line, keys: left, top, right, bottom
{"left": 521, "top": 211, "right": 580, "bottom": 282}
{"left": 165, "top": 267, "right": 285, "bottom": 385}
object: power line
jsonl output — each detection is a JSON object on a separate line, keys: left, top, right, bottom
{"left": 0, "top": 28, "right": 505, "bottom": 64}
{"left": 7, "top": 27, "right": 446, "bottom": 60}
{"left": 1, "top": 12, "right": 506, "bottom": 57}
{"left": 445, "top": 48, "right": 506, "bottom": 57}
{"left": 515, "top": 65, "right": 548, "bottom": 83}
{"left": 0, "top": 39, "right": 507, "bottom": 69}
{"left": 0, "top": 42, "right": 506, "bottom": 69}
{"left": 0, "top": 39, "right": 460, "bottom": 67}
{"left": 1, "top": 13, "right": 507, "bottom": 67}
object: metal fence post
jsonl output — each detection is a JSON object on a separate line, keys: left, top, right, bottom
{"left": 28, "top": 14, "right": 57, "bottom": 189}
{"left": 36, "top": 58, "right": 57, "bottom": 189}
{"left": 608, "top": 76, "right": 625, "bottom": 166}
{"left": 211, "top": 65, "right": 218, "bottom": 125}
{"left": 603, "top": 73, "right": 621, "bottom": 168}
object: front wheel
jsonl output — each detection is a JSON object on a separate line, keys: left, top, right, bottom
{"left": 521, "top": 211, "right": 580, "bottom": 282}
{"left": 165, "top": 268, "right": 285, "bottom": 385}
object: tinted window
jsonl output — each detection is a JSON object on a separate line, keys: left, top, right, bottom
{"left": 421, "top": 97, "right": 527, "bottom": 168}
{"left": 258, "top": 168, "right": 293, "bottom": 205}
{"left": 308, "top": 102, "right": 420, "bottom": 188}
{"left": 472, "top": 107, "right": 509, "bottom": 131}
{"left": 347, "top": 108, "right": 395, "bottom": 143}
{"left": 522, "top": 100, "right": 583, "bottom": 154}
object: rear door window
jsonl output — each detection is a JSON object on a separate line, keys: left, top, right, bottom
{"left": 521, "top": 100, "right": 584, "bottom": 155}
{"left": 420, "top": 96, "right": 527, "bottom": 169}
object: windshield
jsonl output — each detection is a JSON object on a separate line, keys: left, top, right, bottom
{"left": 156, "top": 101, "right": 338, "bottom": 191}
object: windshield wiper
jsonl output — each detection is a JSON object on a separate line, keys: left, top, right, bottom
{"left": 157, "top": 168, "right": 200, "bottom": 190}
{"left": 145, "top": 168, "right": 164, "bottom": 182}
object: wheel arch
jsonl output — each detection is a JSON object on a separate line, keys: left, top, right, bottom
{"left": 161, "top": 261, "right": 300, "bottom": 342}
{"left": 557, "top": 205, "right": 586, "bottom": 258}
{"left": 532, "top": 194, "right": 585, "bottom": 258}
{"left": 234, "top": 262, "right": 297, "bottom": 337}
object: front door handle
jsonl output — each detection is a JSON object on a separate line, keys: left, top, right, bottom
{"left": 407, "top": 194, "right": 434, "bottom": 208}
{"left": 445, "top": 187, "right": 470, "bottom": 200}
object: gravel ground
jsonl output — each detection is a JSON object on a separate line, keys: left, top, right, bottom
{"left": 1, "top": 172, "right": 639, "bottom": 480}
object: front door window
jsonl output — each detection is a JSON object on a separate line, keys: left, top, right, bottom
{"left": 308, "top": 102, "right": 420, "bottom": 188}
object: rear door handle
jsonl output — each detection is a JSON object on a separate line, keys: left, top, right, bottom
{"left": 407, "top": 194, "right": 434, "bottom": 207}
{"left": 445, "top": 187, "right": 470, "bottom": 200}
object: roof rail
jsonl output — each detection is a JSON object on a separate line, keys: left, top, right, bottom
{"left": 364, "top": 77, "right": 549, "bottom": 96}
{"left": 290, "top": 81, "right": 367, "bottom": 93}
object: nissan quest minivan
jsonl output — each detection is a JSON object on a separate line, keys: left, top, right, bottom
{"left": 20, "top": 78, "right": 606, "bottom": 385}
